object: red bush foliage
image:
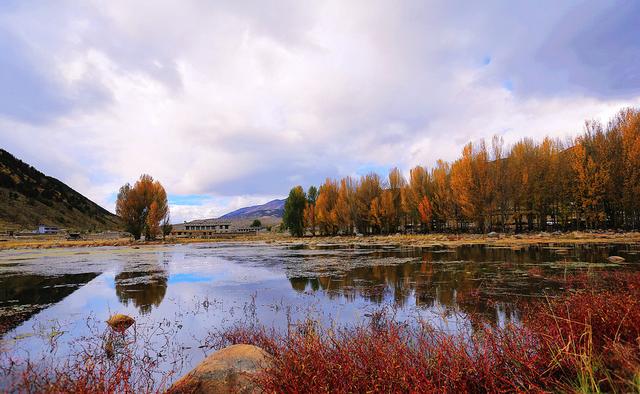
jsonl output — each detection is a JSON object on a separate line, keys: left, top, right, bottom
{"left": 523, "top": 271, "right": 640, "bottom": 391}
{"left": 209, "top": 272, "right": 640, "bottom": 393}
{"left": 212, "top": 317, "right": 550, "bottom": 392}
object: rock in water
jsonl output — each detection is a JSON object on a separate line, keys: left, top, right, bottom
{"left": 106, "top": 314, "right": 135, "bottom": 333}
{"left": 607, "top": 256, "right": 626, "bottom": 263}
{"left": 169, "top": 344, "right": 271, "bottom": 394}
{"left": 487, "top": 232, "right": 499, "bottom": 238}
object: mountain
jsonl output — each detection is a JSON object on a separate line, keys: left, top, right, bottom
{"left": 219, "top": 199, "right": 285, "bottom": 220}
{"left": 0, "top": 149, "right": 120, "bottom": 231}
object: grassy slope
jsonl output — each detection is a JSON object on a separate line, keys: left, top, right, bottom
{"left": 0, "top": 149, "right": 120, "bottom": 231}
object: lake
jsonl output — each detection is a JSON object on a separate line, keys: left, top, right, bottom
{"left": 1, "top": 241, "right": 639, "bottom": 384}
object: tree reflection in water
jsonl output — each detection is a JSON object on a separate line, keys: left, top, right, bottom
{"left": 285, "top": 243, "right": 620, "bottom": 324}
{"left": 115, "top": 264, "right": 168, "bottom": 315}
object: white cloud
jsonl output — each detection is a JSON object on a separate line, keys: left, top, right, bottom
{"left": 1, "top": 0, "right": 639, "bottom": 220}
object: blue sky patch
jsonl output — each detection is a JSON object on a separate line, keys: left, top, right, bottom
{"left": 169, "top": 194, "right": 212, "bottom": 206}
{"left": 168, "top": 272, "right": 218, "bottom": 284}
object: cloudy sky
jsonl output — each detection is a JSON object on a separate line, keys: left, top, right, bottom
{"left": 1, "top": 0, "right": 640, "bottom": 222}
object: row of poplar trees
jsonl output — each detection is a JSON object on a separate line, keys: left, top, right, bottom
{"left": 284, "top": 108, "right": 640, "bottom": 236}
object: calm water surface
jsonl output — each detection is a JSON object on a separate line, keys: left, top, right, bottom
{"left": 1, "top": 241, "right": 639, "bottom": 380}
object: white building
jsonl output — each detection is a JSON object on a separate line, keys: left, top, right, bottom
{"left": 37, "top": 225, "right": 60, "bottom": 234}
{"left": 171, "top": 219, "right": 256, "bottom": 238}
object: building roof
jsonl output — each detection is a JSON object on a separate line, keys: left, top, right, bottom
{"left": 183, "top": 218, "right": 232, "bottom": 225}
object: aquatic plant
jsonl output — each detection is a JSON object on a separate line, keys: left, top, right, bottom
{"left": 0, "top": 316, "right": 184, "bottom": 393}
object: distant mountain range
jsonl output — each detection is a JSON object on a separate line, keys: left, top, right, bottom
{"left": 0, "top": 149, "right": 120, "bottom": 231}
{"left": 219, "top": 198, "right": 285, "bottom": 220}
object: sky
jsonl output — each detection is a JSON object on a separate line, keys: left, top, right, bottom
{"left": 1, "top": 0, "right": 640, "bottom": 223}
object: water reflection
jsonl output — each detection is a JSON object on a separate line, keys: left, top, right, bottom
{"left": 1, "top": 242, "right": 639, "bottom": 381}
{"left": 0, "top": 273, "right": 98, "bottom": 333}
{"left": 2, "top": 242, "right": 638, "bottom": 337}
{"left": 286, "top": 243, "right": 640, "bottom": 323}
{"left": 115, "top": 265, "right": 168, "bottom": 315}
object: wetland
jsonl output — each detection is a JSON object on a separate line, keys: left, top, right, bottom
{"left": 1, "top": 241, "right": 639, "bottom": 390}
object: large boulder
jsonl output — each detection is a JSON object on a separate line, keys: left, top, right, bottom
{"left": 168, "top": 344, "right": 271, "bottom": 394}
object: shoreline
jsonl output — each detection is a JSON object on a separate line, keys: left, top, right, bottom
{"left": 1, "top": 231, "right": 639, "bottom": 251}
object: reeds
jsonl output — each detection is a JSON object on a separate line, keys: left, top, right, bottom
{"left": 1, "top": 316, "right": 183, "bottom": 393}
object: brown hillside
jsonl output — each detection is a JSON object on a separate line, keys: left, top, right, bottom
{"left": 0, "top": 149, "right": 120, "bottom": 231}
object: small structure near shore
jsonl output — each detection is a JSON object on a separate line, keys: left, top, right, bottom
{"left": 67, "top": 232, "right": 82, "bottom": 240}
{"left": 37, "top": 225, "right": 61, "bottom": 234}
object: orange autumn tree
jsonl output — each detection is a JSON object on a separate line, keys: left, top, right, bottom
{"left": 388, "top": 168, "right": 407, "bottom": 231}
{"left": 417, "top": 195, "right": 433, "bottom": 231}
{"left": 407, "top": 166, "right": 428, "bottom": 231}
{"left": 430, "top": 160, "right": 454, "bottom": 231}
{"left": 316, "top": 179, "right": 339, "bottom": 235}
{"left": 369, "top": 197, "right": 382, "bottom": 234}
{"left": 619, "top": 109, "right": 640, "bottom": 228}
{"left": 451, "top": 142, "right": 492, "bottom": 232}
{"left": 571, "top": 122, "right": 611, "bottom": 229}
{"left": 116, "top": 174, "right": 169, "bottom": 240}
{"left": 355, "top": 173, "right": 382, "bottom": 234}
{"left": 294, "top": 107, "right": 640, "bottom": 233}
{"left": 334, "top": 178, "right": 355, "bottom": 234}
{"left": 379, "top": 189, "right": 396, "bottom": 234}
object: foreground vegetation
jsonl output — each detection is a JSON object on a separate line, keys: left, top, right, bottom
{"left": 2, "top": 271, "right": 639, "bottom": 392}
{"left": 285, "top": 108, "right": 640, "bottom": 236}
{"left": 214, "top": 272, "right": 640, "bottom": 393}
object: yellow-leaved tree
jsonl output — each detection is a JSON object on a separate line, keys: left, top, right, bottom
{"left": 116, "top": 174, "right": 169, "bottom": 240}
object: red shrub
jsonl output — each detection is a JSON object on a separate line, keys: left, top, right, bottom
{"left": 211, "top": 315, "right": 551, "bottom": 393}
{"left": 208, "top": 272, "right": 640, "bottom": 393}
{"left": 522, "top": 272, "right": 640, "bottom": 391}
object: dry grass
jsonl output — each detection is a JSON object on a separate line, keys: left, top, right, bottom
{"left": 1, "top": 316, "right": 185, "bottom": 393}
{"left": 284, "top": 231, "right": 640, "bottom": 248}
{"left": 0, "top": 234, "right": 272, "bottom": 251}
{"left": 2, "top": 230, "right": 639, "bottom": 251}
